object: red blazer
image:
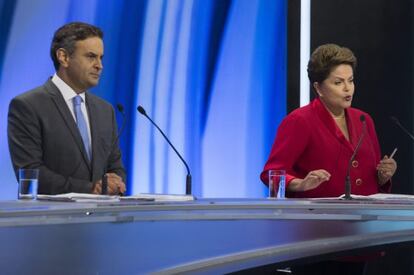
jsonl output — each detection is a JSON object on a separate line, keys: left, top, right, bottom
{"left": 261, "top": 98, "right": 390, "bottom": 198}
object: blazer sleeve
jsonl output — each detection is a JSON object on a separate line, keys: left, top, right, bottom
{"left": 8, "top": 97, "right": 94, "bottom": 194}
{"left": 260, "top": 113, "right": 310, "bottom": 188}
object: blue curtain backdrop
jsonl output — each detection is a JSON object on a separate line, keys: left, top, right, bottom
{"left": 0, "top": 0, "right": 286, "bottom": 199}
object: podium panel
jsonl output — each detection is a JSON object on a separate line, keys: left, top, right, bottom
{"left": 1, "top": 198, "right": 414, "bottom": 274}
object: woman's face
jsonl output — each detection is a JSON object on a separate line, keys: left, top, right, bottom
{"left": 314, "top": 64, "right": 354, "bottom": 115}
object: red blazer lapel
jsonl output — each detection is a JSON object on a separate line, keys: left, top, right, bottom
{"left": 312, "top": 98, "right": 355, "bottom": 153}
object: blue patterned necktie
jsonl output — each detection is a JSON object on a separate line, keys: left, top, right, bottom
{"left": 73, "top": 95, "right": 91, "bottom": 161}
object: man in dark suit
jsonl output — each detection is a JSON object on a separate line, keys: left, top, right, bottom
{"left": 7, "top": 22, "right": 126, "bottom": 195}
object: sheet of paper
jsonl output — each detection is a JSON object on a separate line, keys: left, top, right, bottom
{"left": 37, "top": 193, "right": 120, "bottom": 202}
{"left": 121, "top": 193, "right": 195, "bottom": 201}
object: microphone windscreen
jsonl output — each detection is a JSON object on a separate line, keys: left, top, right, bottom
{"left": 360, "top": 114, "right": 366, "bottom": 122}
{"left": 116, "top": 103, "right": 124, "bottom": 113}
{"left": 137, "top": 105, "right": 146, "bottom": 115}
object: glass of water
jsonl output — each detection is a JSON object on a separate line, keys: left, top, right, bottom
{"left": 18, "top": 169, "right": 39, "bottom": 199}
{"left": 268, "top": 170, "right": 286, "bottom": 199}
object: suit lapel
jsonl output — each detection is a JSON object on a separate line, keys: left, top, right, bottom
{"left": 44, "top": 80, "right": 92, "bottom": 171}
{"left": 86, "top": 93, "right": 99, "bottom": 175}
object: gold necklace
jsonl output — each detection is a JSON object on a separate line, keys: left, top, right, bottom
{"left": 333, "top": 115, "right": 345, "bottom": 120}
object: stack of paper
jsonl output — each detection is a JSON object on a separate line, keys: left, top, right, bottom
{"left": 347, "top": 193, "right": 414, "bottom": 200}
{"left": 120, "top": 193, "right": 195, "bottom": 202}
{"left": 37, "top": 193, "right": 195, "bottom": 203}
{"left": 37, "top": 193, "right": 119, "bottom": 202}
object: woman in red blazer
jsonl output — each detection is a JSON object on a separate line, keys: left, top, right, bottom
{"left": 261, "top": 44, "right": 397, "bottom": 274}
{"left": 261, "top": 44, "right": 397, "bottom": 198}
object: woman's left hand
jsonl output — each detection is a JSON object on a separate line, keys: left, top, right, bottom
{"left": 377, "top": 155, "right": 397, "bottom": 185}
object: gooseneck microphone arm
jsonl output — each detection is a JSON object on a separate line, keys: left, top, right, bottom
{"left": 114, "top": 104, "right": 127, "bottom": 147}
{"left": 101, "top": 104, "right": 127, "bottom": 195}
{"left": 137, "top": 105, "right": 192, "bottom": 195}
{"left": 390, "top": 116, "right": 414, "bottom": 141}
{"left": 344, "top": 115, "right": 367, "bottom": 200}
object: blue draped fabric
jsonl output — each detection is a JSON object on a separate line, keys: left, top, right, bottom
{"left": 0, "top": 0, "right": 286, "bottom": 199}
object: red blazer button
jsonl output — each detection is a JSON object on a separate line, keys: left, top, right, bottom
{"left": 352, "top": 160, "right": 359, "bottom": 168}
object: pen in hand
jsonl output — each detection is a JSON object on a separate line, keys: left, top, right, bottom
{"left": 389, "top": 148, "right": 397, "bottom": 159}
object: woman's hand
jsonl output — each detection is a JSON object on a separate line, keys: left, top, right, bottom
{"left": 288, "top": 169, "right": 331, "bottom": 192}
{"left": 377, "top": 155, "right": 397, "bottom": 185}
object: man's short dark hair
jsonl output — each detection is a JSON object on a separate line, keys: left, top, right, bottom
{"left": 50, "top": 22, "right": 103, "bottom": 70}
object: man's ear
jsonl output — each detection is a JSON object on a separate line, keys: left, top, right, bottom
{"left": 56, "top": 48, "right": 70, "bottom": 68}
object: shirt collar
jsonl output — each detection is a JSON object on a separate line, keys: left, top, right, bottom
{"left": 51, "top": 73, "right": 86, "bottom": 102}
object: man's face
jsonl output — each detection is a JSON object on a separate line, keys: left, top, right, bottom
{"left": 64, "top": 37, "right": 104, "bottom": 92}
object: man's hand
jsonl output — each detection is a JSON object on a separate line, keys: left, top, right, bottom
{"left": 106, "top": 173, "right": 126, "bottom": 194}
{"left": 92, "top": 173, "right": 126, "bottom": 195}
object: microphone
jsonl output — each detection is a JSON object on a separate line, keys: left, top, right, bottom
{"left": 137, "top": 105, "right": 192, "bottom": 195}
{"left": 101, "top": 103, "right": 127, "bottom": 195}
{"left": 390, "top": 116, "right": 414, "bottom": 141}
{"left": 344, "top": 115, "right": 366, "bottom": 200}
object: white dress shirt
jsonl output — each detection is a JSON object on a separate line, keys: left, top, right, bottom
{"left": 51, "top": 74, "right": 92, "bottom": 149}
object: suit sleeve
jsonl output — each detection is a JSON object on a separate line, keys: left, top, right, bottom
{"left": 8, "top": 97, "right": 94, "bottom": 194}
{"left": 106, "top": 106, "right": 126, "bottom": 182}
{"left": 260, "top": 113, "right": 310, "bottom": 188}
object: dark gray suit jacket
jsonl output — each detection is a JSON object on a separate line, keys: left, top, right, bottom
{"left": 8, "top": 79, "right": 126, "bottom": 195}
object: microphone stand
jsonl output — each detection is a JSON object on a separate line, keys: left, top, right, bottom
{"left": 344, "top": 115, "right": 366, "bottom": 200}
{"left": 137, "top": 105, "right": 192, "bottom": 195}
